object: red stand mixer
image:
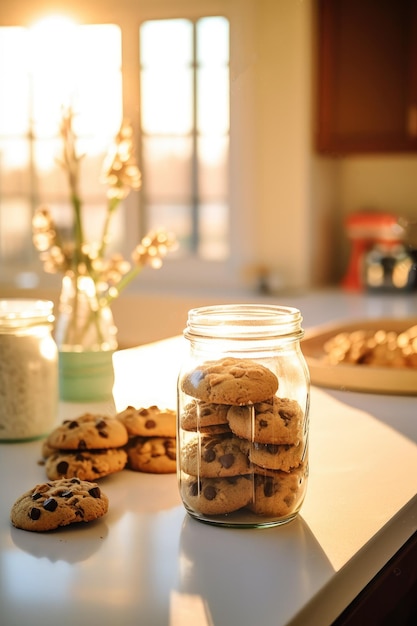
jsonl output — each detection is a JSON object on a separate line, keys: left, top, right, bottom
{"left": 342, "top": 210, "right": 406, "bottom": 291}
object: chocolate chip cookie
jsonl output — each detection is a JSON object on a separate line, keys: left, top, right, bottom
{"left": 116, "top": 405, "right": 176, "bottom": 438}
{"left": 45, "top": 448, "right": 127, "bottom": 481}
{"left": 180, "top": 357, "right": 278, "bottom": 405}
{"left": 181, "top": 433, "right": 251, "bottom": 478}
{"left": 126, "top": 436, "right": 176, "bottom": 473}
{"left": 46, "top": 413, "right": 128, "bottom": 451}
{"left": 180, "top": 399, "right": 231, "bottom": 434}
{"left": 247, "top": 440, "right": 304, "bottom": 472}
{"left": 248, "top": 464, "right": 307, "bottom": 517}
{"left": 181, "top": 473, "right": 253, "bottom": 515}
{"left": 10, "top": 478, "right": 109, "bottom": 532}
{"left": 227, "top": 396, "right": 303, "bottom": 445}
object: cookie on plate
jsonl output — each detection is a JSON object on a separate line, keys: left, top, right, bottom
{"left": 45, "top": 448, "right": 127, "bottom": 481}
{"left": 181, "top": 433, "right": 250, "bottom": 478}
{"left": 46, "top": 414, "right": 128, "bottom": 451}
{"left": 116, "top": 405, "right": 176, "bottom": 438}
{"left": 126, "top": 436, "right": 176, "bottom": 474}
{"left": 248, "top": 464, "right": 307, "bottom": 517}
{"left": 181, "top": 473, "right": 253, "bottom": 515}
{"left": 10, "top": 478, "right": 109, "bottom": 532}
{"left": 227, "top": 396, "right": 303, "bottom": 445}
{"left": 180, "top": 357, "right": 278, "bottom": 406}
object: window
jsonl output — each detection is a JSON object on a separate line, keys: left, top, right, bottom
{"left": 0, "top": 9, "right": 231, "bottom": 291}
{"left": 140, "top": 17, "right": 230, "bottom": 260}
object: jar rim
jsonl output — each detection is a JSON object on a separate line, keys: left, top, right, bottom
{"left": 0, "top": 299, "right": 54, "bottom": 328}
{"left": 184, "top": 304, "right": 303, "bottom": 340}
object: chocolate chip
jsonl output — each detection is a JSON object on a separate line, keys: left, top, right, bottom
{"left": 29, "top": 507, "right": 41, "bottom": 520}
{"left": 278, "top": 410, "right": 292, "bottom": 425}
{"left": 259, "top": 419, "right": 268, "bottom": 430}
{"left": 139, "top": 408, "right": 149, "bottom": 416}
{"left": 165, "top": 441, "right": 176, "bottom": 461}
{"left": 190, "top": 480, "right": 200, "bottom": 497}
{"left": 70, "top": 478, "right": 81, "bottom": 484}
{"left": 145, "top": 419, "right": 156, "bottom": 430}
{"left": 95, "top": 419, "right": 107, "bottom": 430}
{"left": 56, "top": 461, "right": 69, "bottom": 475}
{"left": 88, "top": 487, "right": 101, "bottom": 498}
{"left": 78, "top": 440, "right": 87, "bottom": 450}
{"left": 60, "top": 490, "right": 73, "bottom": 498}
{"left": 68, "top": 420, "right": 79, "bottom": 429}
{"left": 203, "top": 448, "right": 216, "bottom": 463}
{"left": 43, "top": 497, "right": 58, "bottom": 512}
{"left": 98, "top": 430, "right": 109, "bottom": 439}
{"left": 203, "top": 485, "right": 217, "bottom": 501}
{"left": 32, "top": 492, "right": 42, "bottom": 501}
{"left": 263, "top": 477, "right": 274, "bottom": 498}
{"left": 219, "top": 453, "right": 234, "bottom": 468}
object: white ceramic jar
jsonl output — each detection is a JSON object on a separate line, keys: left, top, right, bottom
{"left": 177, "top": 304, "right": 310, "bottom": 528}
{"left": 0, "top": 299, "right": 58, "bottom": 441}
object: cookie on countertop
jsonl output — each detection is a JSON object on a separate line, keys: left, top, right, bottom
{"left": 116, "top": 405, "right": 176, "bottom": 438}
{"left": 227, "top": 396, "right": 303, "bottom": 445}
{"left": 45, "top": 448, "right": 128, "bottom": 481}
{"left": 180, "top": 357, "right": 278, "bottom": 406}
{"left": 181, "top": 473, "right": 253, "bottom": 516}
{"left": 248, "top": 464, "right": 308, "bottom": 517}
{"left": 246, "top": 440, "right": 305, "bottom": 472}
{"left": 126, "top": 436, "right": 176, "bottom": 474}
{"left": 46, "top": 414, "right": 128, "bottom": 451}
{"left": 10, "top": 478, "right": 109, "bottom": 532}
{"left": 181, "top": 433, "right": 251, "bottom": 478}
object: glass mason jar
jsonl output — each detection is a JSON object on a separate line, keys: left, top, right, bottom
{"left": 177, "top": 304, "right": 310, "bottom": 528}
{"left": 0, "top": 299, "right": 58, "bottom": 442}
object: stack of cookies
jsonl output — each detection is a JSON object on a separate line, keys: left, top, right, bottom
{"left": 42, "top": 413, "right": 129, "bottom": 481}
{"left": 178, "top": 357, "right": 307, "bottom": 520}
{"left": 116, "top": 405, "right": 177, "bottom": 474}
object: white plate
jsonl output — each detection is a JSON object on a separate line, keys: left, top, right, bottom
{"left": 302, "top": 317, "right": 417, "bottom": 395}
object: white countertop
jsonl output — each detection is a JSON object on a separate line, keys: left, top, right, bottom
{"left": 1, "top": 290, "right": 417, "bottom": 626}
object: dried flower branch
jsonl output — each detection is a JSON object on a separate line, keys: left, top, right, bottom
{"left": 32, "top": 107, "right": 177, "bottom": 349}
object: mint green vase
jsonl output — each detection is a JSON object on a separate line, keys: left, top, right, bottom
{"left": 58, "top": 350, "right": 115, "bottom": 402}
{"left": 55, "top": 273, "right": 118, "bottom": 402}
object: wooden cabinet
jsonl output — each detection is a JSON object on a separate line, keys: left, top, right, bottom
{"left": 315, "top": 0, "right": 417, "bottom": 154}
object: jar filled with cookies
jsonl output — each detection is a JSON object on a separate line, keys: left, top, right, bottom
{"left": 0, "top": 299, "right": 58, "bottom": 441}
{"left": 177, "top": 304, "right": 310, "bottom": 528}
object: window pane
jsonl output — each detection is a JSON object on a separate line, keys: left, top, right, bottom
{"left": 142, "top": 137, "right": 192, "bottom": 199}
{"left": 141, "top": 67, "right": 192, "bottom": 134}
{"left": 0, "top": 22, "right": 123, "bottom": 278}
{"left": 146, "top": 202, "right": 192, "bottom": 253}
{"left": 31, "top": 24, "right": 122, "bottom": 137}
{"left": 0, "top": 28, "right": 30, "bottom": 134}
{"left": 198, "top": 137, "right": 229, "bottom": 198}
{"left": 0, "top": 200, "right": 33, "bottom": 262}
{"left": 197, "top": 67, "right": 230, "bottom": 134}
{"left": 0, "top": 139, "right": 30, "bottom": 192}
{"left": 198, "top": 201, "right": 229, "bottom": 260}
{"left": 140, "top": 20, "right": 192, "bottom": 66}
{"left": 197, "top": 17, "right": 229, "bottom": 65}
